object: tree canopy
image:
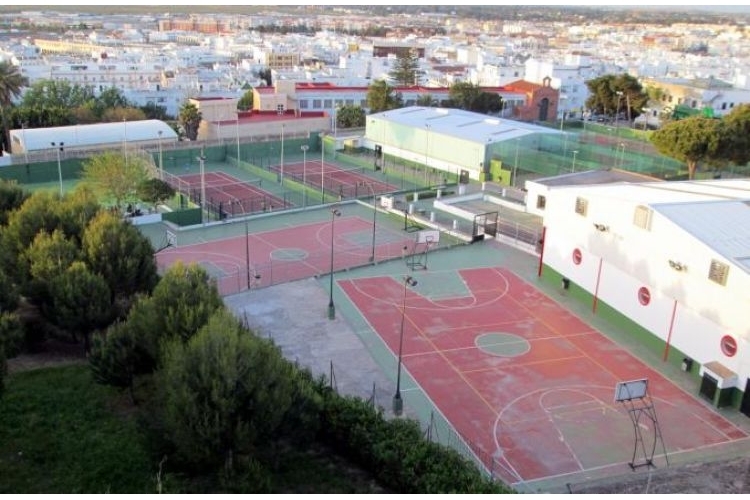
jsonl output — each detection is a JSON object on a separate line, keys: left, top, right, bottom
{"left": 388, "top": 49, "right": 420, "bottom": 87}
{"left": 81, "top": 151, "right": 150, "bottom": 209}
{"left": 237, "top": 89, "right": 254, "bottom": 111}
{"left": 160, "top": 308, "right": 297, "bottom": 471}
{"left": 650, "top": 116, "right": 720, "bottom": 179}
{"left": 179, "top": 102, "right": 202, "bottom": 141}
{"left": 366, "top": 79, "right": 403, "bottom": 113}
{"left": 336, "top": 104, "right": 365, "bottom": 129}
{"left": 584, "top": 73, "right": 648, "bottom": 121}
{"left": 446, "top": 82, "right": 502, "bottom": 114}
{"left": 0, "top": 61, "right": 28, "bottom": 155}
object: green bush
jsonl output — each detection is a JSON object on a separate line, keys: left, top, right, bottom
{"left": 317, "top": 391, "right": 512, "bottom": 494}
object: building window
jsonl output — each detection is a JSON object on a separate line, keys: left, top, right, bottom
{"left": 536, "top": 195, "right": 546, "bottom": 210}
{"left": 324, "top": 99, "right": 332, "bottom": 108}
{"left": 299, "top": 100, "right": 309, "bottom": 109}
{"left": 312, "top": 99, "right": 321, "bottom": 108}
{"left": 708, "top": 259, "right": 729, "bottom": 286}
{"left": 575, "top": 197, "right": 588, "bottom": 216}
{"left": 633, "top": 205, "right": 652, "bottom": 230}
{"left": 722, "top": 102, "right": 727, "bottom": 110}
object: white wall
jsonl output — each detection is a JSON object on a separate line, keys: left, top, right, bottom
{"left": 542, "top": 186, "right": 750, "bottom": 386}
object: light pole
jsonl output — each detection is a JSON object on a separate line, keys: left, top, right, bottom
{"left": 198, "top": 152, "right": 206, "bottom": 225}
{"left": 236, "top": 112, "right": 241, "bottom": 164}
{"left": 513, "top": 138, "right": 520, "bottom": 188}
{"left": 572, "top": 150, "right": 579, "bottom": 173}
{"left": 424, "top": 123, "right": 430, "bottom": 186}
{"left": 301, "top": 145, "right": 309, "bottom": 208}
{"left": 22, "top": 123, "right": 28, "bottom": 166}
{"left": 359, "top": 182, "right": 377, "bottom": 263}
{"left": 615, "top": 91, "right": 623, "bottom": 136}
{"left": 157, "top": 130, "right": 163, "bottom": 180}
{"left": 320, "top": 133, "right": 326, "bottom": 204}
{"left": 393, "top": 275, "right": 418, "bottom": 416}
{"left": 52, "top": 141, "right": 64, "bottom": 197}
{"left": 328, "top": 207, "right": 341, "bottom": 320}
{"left": 122, "top": 118, "right": 128, "bottom": 166}
{"left": 280, "top": 124, "right": 285, "bottom": 185}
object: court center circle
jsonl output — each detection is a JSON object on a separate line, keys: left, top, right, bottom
{"left": 475, "top": 333, "right": 530, "bottom": 358}
{"left": 270, "top": 248, "right": 309, "bottom": 261}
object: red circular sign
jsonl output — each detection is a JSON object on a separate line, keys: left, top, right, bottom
{"left": 572, "top": 248, "right": 582, "bottom": 265}
{"left": 721, "top": 335, "right": 738, "bottom": 357}
{"left": 638, "top": 287, "right": 651, "bottom": 306}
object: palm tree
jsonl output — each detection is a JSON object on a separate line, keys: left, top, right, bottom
{"left": 178, "top": 102, "right": 202, "bottom": 141}
{"left": 0, "top": 61, "right": 28, "bottom": 155}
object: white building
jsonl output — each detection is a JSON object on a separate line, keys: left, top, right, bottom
{"left": 539, "top": 179, "right": 750, "bottom": 411}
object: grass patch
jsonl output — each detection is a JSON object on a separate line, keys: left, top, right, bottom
{"left": 0, "top": 364, "right": 386, "bottom": 493}
{"left": 0, "top": 365, "right": 157, "bottom": 494}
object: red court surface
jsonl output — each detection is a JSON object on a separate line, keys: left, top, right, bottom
{"left": 338, "top": 267, "right": 748, "bottom": 486}
{"left": 273, "top": 160, "right": 397, "bottom": 197}
{"left": 170, "top": 171, "right": 290, "bottom": 214}
{"left": 156, "top": 216, "right": 414, "bottom": 295}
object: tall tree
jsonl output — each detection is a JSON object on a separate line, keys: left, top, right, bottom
{"left": 81, "top": 211, "right": 159, "bottom": 302}
{"left": 585, "top": 73, "right": 648, "bottom": 121}
{"left": 650, "top": 116, "right": 720, "bottom": 179}
{"left": 81, "top": 151, "right": 150, "bottom": 209}
{"left": 389, "top": 48, "right": 420, "bottom": 86}
{"left": 448, "top": 82, "right": 482, "bottom": 111}
{"left": 366, "top": 79, "right": 403, "bottom": 113}
{"left": 178, "top": 102, "right": 202, "bottom": 141}
{"left": 89, "top": 321, "right": 145, "bottom": 403}
{"left": 335, "top": 104, "right": 365, "bottom": 128}
{"left": 716, "top": 103, "right": 750, "bottom": 169}
{"left": 416, "top": 94, "right": 437, "bottom": 107}
{"left": 237, "top": 89, "right": 254, "bottom": 111}
{"left": 0, "top": 180, "right": 29, "bottom": 226}
{"left": 48, "top": 261, "right": 112, "bottom": 350}
{"left": 160, "top": 308, "right": 297, "bottom": 472}
{"left": 0, "top": 61, "right": 28, "bottom": 155}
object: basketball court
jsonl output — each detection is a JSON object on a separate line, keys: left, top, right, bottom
{"left": 336, "top": 266, "right": 749, "bottom": 487}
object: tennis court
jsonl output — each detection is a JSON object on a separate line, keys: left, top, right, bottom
{"left": 163, "top": 170, "right": 291, "bottom": 215}
{"left": 272, "top": 160, "right": 398, "bottom": 199}
{"left": 155, "top": 212, "right": 421, "bottom": 295}
{"left": 337, "top": 266, "right": 748, "bottom": 488}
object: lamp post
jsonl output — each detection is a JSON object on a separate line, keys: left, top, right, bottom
{"left": 22, "top": 123, "right": 28, "bottom": 166}
{"left": 359, "top": 182, "right": 377, "bottom": 263}
{"left": 52, "top": 141, "right": 64, "bottom": 197}
{"left": 301, "top": 145, "right": 309, "bottom": 208}
{"left": 424, "top": 123, "right": 430, "bottom": 186}
{"left": 393, "top": 275, "right": 418, "bottom": 416}
{"left": 513, "top": 138, "right": 520, "bottom": 188}
{"left": 197, "top": 152, "right": 206, "bottom": 225}
{"left": 615, "top": 91, "right": 623, "bottom": 136}
{"left": 236, "top": 112, "right": 241, "bottom": 164}
{"left": 327, "top": 207, "right": 341, "bottom": 320}
{"left": 157, "top": 130, "right": 163, "bottom": 180}
{"left": 280, "top": 123, "right": 285, "bottom": 185}
{"left": 320, "top": 133, "right": 326, "bottom": 204}
{"left": 122, "top": 117, "right": 128, "bottom": 166}
{"left": 572, "top": 150, "right": 579, "bottom": 173}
